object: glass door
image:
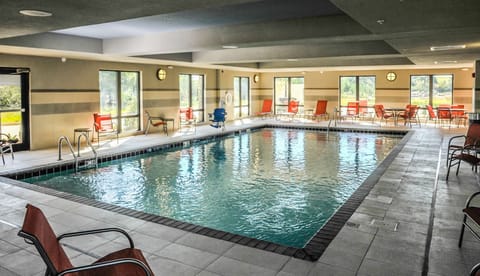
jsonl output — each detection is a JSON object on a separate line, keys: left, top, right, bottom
{"left": 0, "top": 68, "right": 30, "bottom": 150}
{"left": 179, "top": 74, "right": 205, "bottom": 122}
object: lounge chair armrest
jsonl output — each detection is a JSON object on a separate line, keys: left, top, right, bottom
{"left": 57, "top": 227, "right": 134, "bottom": 248}
{"left": 58, "top": 258, "right": 152, "bottom": 276}
{"left": 448, "top": 135, "right": 466, "bottom": 147}
{"left": 465, "top": 192, "right": 480, "bottom": 208}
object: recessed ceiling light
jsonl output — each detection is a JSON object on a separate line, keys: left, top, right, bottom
{"left": 222, "top": 45, "right": 238, "bottom": 49}
{"left": 376, "top": 19, "right": 385, "bottom": 25}
{"left": 430, "top": 45, "right": 466, "bottom": 51}
{"left": 19, "top": 9, "right": 52, "bottom": 17}
{"left": 287, "top": 59, "right": 298, "bottom": 61}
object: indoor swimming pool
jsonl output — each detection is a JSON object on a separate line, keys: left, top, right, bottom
{"left": 24, "top": 128, "right": 403, "bottom": 248}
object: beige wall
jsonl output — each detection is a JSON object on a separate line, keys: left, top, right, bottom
{"left": 0, "top": 53, "right": 475, "bottom": 150}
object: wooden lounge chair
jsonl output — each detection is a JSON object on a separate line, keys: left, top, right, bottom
{"left": 446, "top": 123, "right": 480, "bottom": 167}
{"left": 18, "top": 204, "right": 154, "bottom": 276}
{"left": 312, "top": 100, "right": 328, "bottom": 121}
{"left": 93, "top": 113, "right": 119, "bottom": 146}
{"left": 255, "top": 99, "right": 273, "bottom": 118}
{"left": 459, "top": 192, "right": 480, "bottom": 248}
{"left": 145, "top": 111, "right": 168, "bottom": 135}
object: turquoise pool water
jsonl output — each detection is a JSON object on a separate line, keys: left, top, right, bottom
{"left": 24, "top": 128, "right": 402, "bottom": 247}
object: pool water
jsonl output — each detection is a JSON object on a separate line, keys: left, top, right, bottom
{"left": 25, "top": 128, "right": 402, "bottom": 247}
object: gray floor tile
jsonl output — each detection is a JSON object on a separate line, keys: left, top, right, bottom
{"left": 206, "top": 257, "right": 277, "bottom": 276}
{"left": 156, "top": 243, "right": 219, "bottom": 269}
{"left": 223, "top": 244, "right": 290, "bottom": 271}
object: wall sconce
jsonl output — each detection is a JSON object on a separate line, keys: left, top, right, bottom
{"left": 156, "top": 68, "right": 167, "bottom": 81}
{"left": 386, "top": 72, "right": 397, "bottom": 82}
{"left": 253, "top": 74, "right": 259, "bottom": 83}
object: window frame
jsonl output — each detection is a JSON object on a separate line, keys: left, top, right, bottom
{"left": 339, "top": 75, "right": 376, "bottom": 107}
{"left": 409, "top": 74, "right": 454, "bottom": 107}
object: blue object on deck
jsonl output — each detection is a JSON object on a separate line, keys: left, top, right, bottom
{"left": 210, "top": 108, "right": 226, "bottom": 129}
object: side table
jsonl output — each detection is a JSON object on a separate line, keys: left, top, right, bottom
{"left": 73, "top": 128, "right": 92, "bottom": 145}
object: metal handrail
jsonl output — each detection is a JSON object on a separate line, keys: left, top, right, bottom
{"left": 58, "top": 136, "right": 78, "bottom": 171}
{"left": 77, "top": 133, "right": 98, "bottom": 169}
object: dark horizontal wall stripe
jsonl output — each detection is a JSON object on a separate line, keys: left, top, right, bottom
{"left": 257, "top": 88, "right": 273, "bottom": 90}
{"left": 143, "top": 88, "right": 179, "bottom": 92}
{"left": 457, "top": 88, "right": 473, "bottom": 91}
{"left": 143, "top": 99, "right": 179, "bottom": 108}
{"left": 305, "top": 95, "right": 338, "bottom": 101}
{"left": 32, "top": 102, "right": 97, "bottom": 115}
{"left": 31, "top": 89, "right": 99, "bottom": 93}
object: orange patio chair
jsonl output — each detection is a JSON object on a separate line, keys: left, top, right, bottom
{"left": 451, "top": 104, "right": 468, "bottom": 127}
{"left": 437, "top": 105, "right": 452, "bottom": 128}
{"left": 145, "top": 110, "right": 168, "bottom": 135}
{"left": 276, "top": 100, "right": 299, "bottom": 121}
{"left": 373, "top": 104, "right": 394, "bottom": 126}
{"left": 18, "top": 204, "right": 154, "bottom": 276}
{"left": 93, "top": 113, "right": 119, "bottom": 146}
{"left": 178, "top": 107, "right": 196, "bottom": 133}
{"left": 397, "top": 104, "right": 420, "bottom": 127}
{"left": 312, "top": 100, "right": 328, "bottom": 121}
{"left": 425, "top": 105, "right": 438, "bottom": 126}
{"left": 256, "top": 99, "right": 273, "bottom": 118}
{"left": 343, "top": 101, "right": 359, "bottom": 121}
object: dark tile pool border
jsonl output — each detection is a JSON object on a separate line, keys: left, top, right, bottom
{"left": 0, "top": 125, "right": 411, "bottom": 261}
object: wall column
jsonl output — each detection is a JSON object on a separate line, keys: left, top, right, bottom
{"left": 474, "top": 60, "right": 480, "bottom": 112}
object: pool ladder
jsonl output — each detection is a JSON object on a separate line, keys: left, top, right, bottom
{"left": 58, "top": 133, "right": 98, "bottom": 172}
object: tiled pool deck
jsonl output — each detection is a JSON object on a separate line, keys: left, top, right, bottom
{"left": 0, "top": 118, "right": 479, "bottom": 275}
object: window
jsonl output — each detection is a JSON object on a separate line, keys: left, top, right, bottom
{"left": 339, "top": 76, "right": 375, "bottom": 107}
{"left": 410, "top": 74, "right": 453, "bottom": 107}
{"left": 233, "top": 77, "right": 250, "bottom": 118}
{"left": 179, "top": 74, "right": 205, "bottom": 122}
{"left": 274, "top": 77, "right": 304, "bottom": 114}
{"left": 99, "top": 70, "right": 140, "bottom": 133}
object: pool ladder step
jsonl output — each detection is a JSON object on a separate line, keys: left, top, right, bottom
{"left": 58, "top": 134, "right": 98, "bottom": 172}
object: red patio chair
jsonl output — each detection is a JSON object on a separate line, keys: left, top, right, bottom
{"left": 93, "top": 113, "right": 119, "bottom": 146}
{"left": 425, "top": 105, "right": 438, "bottom": 126}
{"left": 446, "top": 122, "right": 480, "bottom": 167}
{"left": 145, "top": 110, "right": 168, "bottom": 135}
{"left": 312, "top": 100, "right": 328, "bottom": 121}
{"left": 255, "top": 99, "right": 273, "bottom": 118}
{"left": 178, "top": 107, "right": 196, "bottom": 133}
{"left": 18, "top": 204, "right": 154, "bottom": 276}
{"left": 343, "top": 101, "right": 359, "bottom": 121}
{"left": 373, "top": 104, "right": 394, "bottom": 126}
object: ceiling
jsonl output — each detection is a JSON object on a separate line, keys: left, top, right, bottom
{"left": 0, "top": 0, "right": 479, "bottom": 71}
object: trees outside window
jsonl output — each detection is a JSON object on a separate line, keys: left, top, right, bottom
{"left": 274, "top": 77, "right": 304, "bottom": 114}
{"left": 339, "top": 76, "right": 375, "bottom": 107}
{"left": 99, "top": 70, "right": 140, "bottom": 132}
{"left": 410, "top": 74, "right": 453, "bottom": 107}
